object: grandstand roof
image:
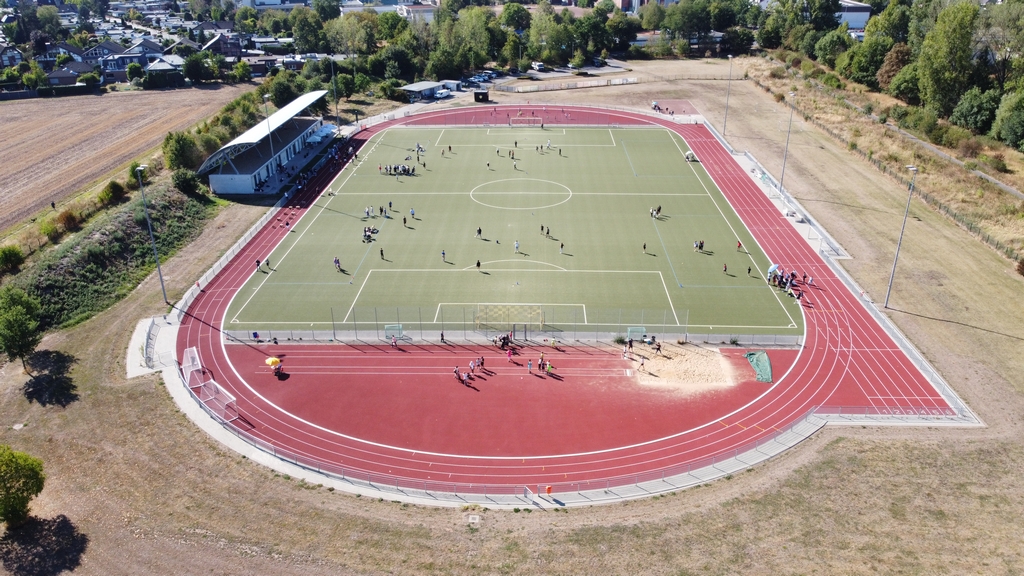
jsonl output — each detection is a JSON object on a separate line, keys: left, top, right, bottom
{"left": 197, "top": 90, "right": 328, "bottom": 175}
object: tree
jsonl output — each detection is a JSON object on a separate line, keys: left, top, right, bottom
{"left": 162, "top": 131, "right": 202, "bottom": 170}
{"left": 0, "top": 287, "right": 42, "bottom": 372}
{"left": 844, "top": 35, "right": 893, "bottom": 89}
{"left": 950, "top": 87, "right": 1001, "bottom": 134}
{"left": 172, "top": 168, "right": 201, "bottom": 195}
{"left": 21, "top": 61, "right": 47, "bottom": 90}
{"left": 377, "top": 11, "right": 407, "bottom": 41}
{"left": 875, "top": 42, "right": 910, "bottom": 90}
{"left": 312, "top": 0, "right": 340, "bottom": 23}
{"left": 990, "top": 92, "right": 1024, "bottom": 148}
{"left": 814, "top": 23, "right": 852, "bottom": 68}
{"left": 917, "top": 1, "right": 978, "bottom": 116}
{"left": 425, "top": 44, "right": 460, "bottom": 81}
{"left": 232, "top": 60, "right": 251, "bottom": 82}
{"left": 234, "top": 5, "right": 258, "bottom": 33}
{"left": 0, "top": 446, "right": 44, "bottom": 528}
{"left": 182, "top": 52, "right": 206, "bottom": 83}
{"left": 864, "top": 0, "right": 910, "bottom": 44}
{"left": 500, "top": 2, "right": 531, "bottom": 31}
{"left": 55, "top": 53, "right": 73, "bottom": 67}
{"left": 291, "top": 7, "right": 325, "bottom": 54}
{"left": 887, "top": 61, "right": 919, "bottom": 105}
{"left": 78, "top": 72, "right": 100, "bottom": 87}
{"left": 333, "top": 73, "right": 354, "bottom": 100}
{"left": 0, "top": 246, "right": 24, "bottom": 275}
{"left": 36, "top": 5, "right": 61, "bottom": 38}
{"left": 806, "top": 0, "right": 840, "bottom": 31}
{"left": 126, "top": 62, "right": 144, "bottom": 81}
{"left": 639, "top": 2, "right": 665, "bottom": 31}
{"left": 977, "top": 2, "right": 1024, "bottom": 92}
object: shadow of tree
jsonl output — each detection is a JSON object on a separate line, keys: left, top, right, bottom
{"left": 22, "top": 351, "right": 79, "bottom": 407}
{"left": 0, "top": 515, "right": 88, "bottom": 576}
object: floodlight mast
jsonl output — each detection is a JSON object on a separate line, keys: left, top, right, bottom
{"left": 884, "top": 165, "right": 919, "bottom": 309}
{"left": 136, "top": 165, "right": 168, "bottom": 304}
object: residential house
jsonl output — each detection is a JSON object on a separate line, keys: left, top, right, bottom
{"left": 395, "top": 4, "right": 434, "bottom": 22}
{"left": 81, "top": 40, "right": 125, "bottom": 66}
{"left": 202, "top": 34, "right": 242, "bottom": 58}
{"left": 0, "top": 43, "right": 23, "bottom": 68}
{"left": 124, "top": 38, "right": 164, "bottom": 59}
{"left": 193, "top": 20, "right": 234, "bottom": 35}
{"left": 46, "top": 67, "right": 79, "bottom": 85}
{"left": 164, "top": 37, "right": 201, "bottom": 55}
{"left": 99, "top": 51, "right": 147, "bottom": 82}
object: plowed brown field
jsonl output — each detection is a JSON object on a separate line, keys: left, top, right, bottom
{"left": 0, "top": 84, "right": 250, "bottom": 234}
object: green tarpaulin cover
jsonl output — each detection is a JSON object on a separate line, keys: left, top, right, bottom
{"left": 744, "top": 351, "right": 772, "bottom": 383}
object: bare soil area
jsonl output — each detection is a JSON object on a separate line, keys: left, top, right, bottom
{"left": 2, "top": 59, "right": 1024, "bottom": 575}
{"left": 0, "top": 84, "right": 250, "bottom": 235}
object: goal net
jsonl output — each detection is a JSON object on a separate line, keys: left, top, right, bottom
{"left": 182, "top": 346, "right": 203, "bottom": 388}
{"left": 509, "top": 117, "right": 543, "bottom": 128}
{"left": 626, "top": 327, "right": 647, "bottom": 342}
{"left": 384, "top": 324, "right": 404, "bottom": 339}
{"left": 474, "top": 304, "right": 544, "bottom": 331}
{"left": 194, "top": 379, "right": 239, "bottom": 423}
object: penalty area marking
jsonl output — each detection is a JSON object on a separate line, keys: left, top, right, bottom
{"left": 434, "top": 302, "right": 587, "bottom": 324}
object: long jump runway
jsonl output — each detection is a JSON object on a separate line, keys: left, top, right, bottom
{"left": 177, "top": 105, "right": 958, "bottom": 492}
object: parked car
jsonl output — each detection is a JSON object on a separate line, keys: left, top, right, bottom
{"left": 531, "top": 61, "right": 546, "bottom": 71}
{"left": 509, "top": 67, "right": 520, "bottom": 75}
{"left": 435, "top": 89, "right": 450, "bottom": 99}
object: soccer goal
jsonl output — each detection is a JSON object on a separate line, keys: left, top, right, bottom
{"left": 181, "top": 346, "right": 203, "bottom": 388}
{"left": 474, "top": 304, "right": 544, "bottom": 331}
{"left": 626, "top": 327, "right": 647, "bottom": 342}
{"left": 384, "top": 324, "right": 404, "bottom": 340}
{"left": 509, "top": 117, "right": 543, "bottom": 128}
{"left": 194, "top": 379, "right": 239, "bottom": 423}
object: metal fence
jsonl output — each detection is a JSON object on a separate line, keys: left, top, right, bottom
{"left": 493, "top": 77, "right": 639, "bottom": 93}
{"left": 223, "top": 305, "right": 803, "bottom": 347}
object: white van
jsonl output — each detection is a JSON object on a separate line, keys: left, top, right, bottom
{"left": 435, "top": 89, "right": 451, "bottom": 99}
{"left": 531, "top": 61, "right": 546, "bottom": 72}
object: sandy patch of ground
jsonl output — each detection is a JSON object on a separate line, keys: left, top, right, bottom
{"left": 633, "top": 341, "right": 735, "bottom": 394}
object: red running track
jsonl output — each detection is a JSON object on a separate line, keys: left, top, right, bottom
{"left": 177, "top": 105, "right": 953, "bottom": 492}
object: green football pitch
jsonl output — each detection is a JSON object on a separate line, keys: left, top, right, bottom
{"left": 225, "top": 126, "right": 803, "bottom": 337}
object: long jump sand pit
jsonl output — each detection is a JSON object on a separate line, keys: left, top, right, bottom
{"left": 0, "top": 84, "right": 249, "bottom": 234}
{"left": 635, "top": 341, "right": 740, "bottom": 395}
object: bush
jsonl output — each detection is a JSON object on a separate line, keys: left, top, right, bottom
{"left": 39, "top": 220, "right": 59, "bottom": 242}
{"left": 821, "top": 73, "right": 844, "bottom": 89}
{"left": 105, "top": 180, "right": 127, "bottom": 204}
{"left": 1017, "top": 258, "right": 1024, "bottom": 277}
{"left": 950, "top": 87, "right": 1001, "bottom": 135}
{"left": 863, "top": 102, "right": 874, "bottom": 115}
{"left": 927, "top": 123, "right": 949, "bottom": 145}
{"left": 889, "top": 105, "right": 909, "bottom": 122}
{"left": 769, "top": 66, "right": 787, "bottom": 79}
{"left": 941, "top": 125, "right": 972, "bottom": 149}
{"left": 172, "top": 169, "right": 201, "bottom": 195}
{"left": 774, "top": 92, "right": 786, "bottom": 103}
{"left": 0, "top": 245, "right": 25, "bottom": 274}
{"left": 958, "top": 137, "right": 982, "bottom": 158}
{"left": 801, "top": 60, "right": 815, "bottom": 76}
{"left": 979, "top": 153, "right": 1009, "bottom": 173}
{"left": 56, "top": 210, "right": 80, "bottom": 233}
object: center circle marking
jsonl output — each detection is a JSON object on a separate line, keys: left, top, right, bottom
{"left": 470, "top": 178, "right": 572, "bottom": 210}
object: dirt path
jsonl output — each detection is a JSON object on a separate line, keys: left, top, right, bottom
{"left": 0, "top": 84, "right": 249, "bottom": 235}
{"left": 2, "top": 59, "right": 1024, "bottom": 574}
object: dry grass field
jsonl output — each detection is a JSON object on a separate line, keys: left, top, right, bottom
{"left": 2, "top": 59, "right": 1024, "bottom": 575}
{"left": 0, "top": 84, "right": 250, "bottom": 235}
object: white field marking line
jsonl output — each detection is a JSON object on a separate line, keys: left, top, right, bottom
{"left": 651, "top": 216, "right": 682, "bottom": 289}
{"left": 609, "top": 128, "right": 615, "bottom": 147}
{"left": 678, "top": 133, "right": 799, "bottom": 329}
{"left": 658, "top": 271, "right": 680, "bottom": 325}
{"left": 435, "top": 128, "right": 445, "bottom": 147}
{"left": 230, "top": 144, "right": 373, "bottom": 324}
{"left": 342, "top": 270, "right": 372, "bottom": 323}
{"left": 434, "top": 302, "right": 587, "bottom": 323}
{"left": 620, "top": 139, "right": 638, "bottom": 177}
{"left": 461, "top": 260, "right": 567, "bottom": 271}
{"left": 229, "top": 319, "right": 794, "bottom": 329}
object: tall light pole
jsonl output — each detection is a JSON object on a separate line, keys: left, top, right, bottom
{"left": 136, "top": 165, "right": 168, "bottom": 305}
{"left": 723, "top": 54, "right": 733, "bottom": 136}
{"left": 329, "top": 57, "right": 339, "bottom": 123}
{"left": 884, "top": 165, "right": 918, "bottom": 308}
{"left": 263, "top": 93, "right": 274, "bottom": 167}
{"left": 778, "top": 92, "right": 795, "bottom": 194}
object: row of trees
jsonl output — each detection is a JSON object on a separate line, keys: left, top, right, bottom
{"left": 762, "top": 0, "right": 1024, "bottom": 151}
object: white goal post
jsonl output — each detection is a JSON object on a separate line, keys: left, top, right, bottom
{"left": 509, "top": 117, "right": 543, "bottom": 127}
